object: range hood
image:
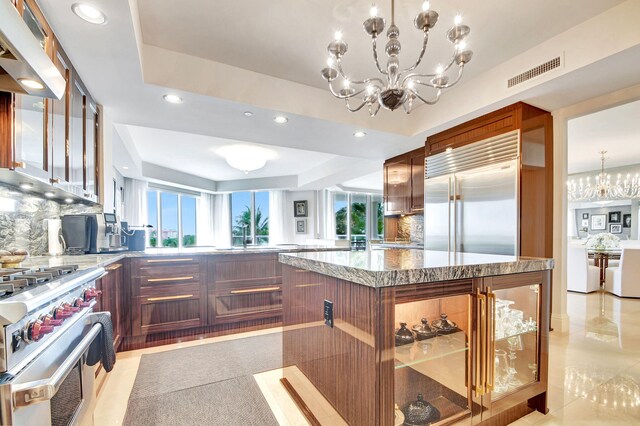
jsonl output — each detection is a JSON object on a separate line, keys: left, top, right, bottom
{"left": 0, "top": 0, "right": 65, "bottom": 99}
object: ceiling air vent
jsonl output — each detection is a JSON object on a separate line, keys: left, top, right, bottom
{"left": 508, "top": 57, "right": 561, "bottom": 88}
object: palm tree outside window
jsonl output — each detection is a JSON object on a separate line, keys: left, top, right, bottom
{"left": 231, "top": 191, "right": 270, "bottom": 246}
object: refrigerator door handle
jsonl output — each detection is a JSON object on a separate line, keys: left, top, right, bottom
{"left": 447, "top": 178, "right": 452, "bottom": 254}
{"left": 452, "top": 177, "right": 457, "bottom": 255}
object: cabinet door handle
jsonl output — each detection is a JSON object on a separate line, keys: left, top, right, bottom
{"left": 146, "top": 258, "right": 193, "bottom": 263}
{"left": 147, "top": 294, "right": 193, "bottom": 302}
{"left": 147, "top": 276, "right": 193, "bottom": 283}
{"left": 486, "top": 288, "right": 496, "bottom": 392}
{"left": 230, "top": 286, "right": 280, "bottom": 295}
{"left": 474, "top": 289, "right": 487, "bottom": 396}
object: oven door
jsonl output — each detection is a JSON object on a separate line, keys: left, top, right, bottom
{"left": 2, "top": 313, "right": 102, "bottom": 426}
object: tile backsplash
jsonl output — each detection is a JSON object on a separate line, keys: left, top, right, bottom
{"left": 398, "top": 214, "right": 424, "bottom": 244}
{"left": 0, "top": 184, "right": 101, "bottom": 255}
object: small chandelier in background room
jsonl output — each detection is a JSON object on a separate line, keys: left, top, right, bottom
{"left": 320, "top": 0, "right": 473, "bottom": 116}
{"left": 567, "top": 151, "right": 640, "bottom": 204}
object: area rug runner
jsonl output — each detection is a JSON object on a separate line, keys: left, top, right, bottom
{"left": 123, "top": 332, "right": 282, "bottom": 426}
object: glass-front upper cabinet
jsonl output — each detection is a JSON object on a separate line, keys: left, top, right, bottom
{"left": 70, "top": 79, "right": 85, "bottom": 190}
{"left": 394, "top": 293, "right": 474, "bottom": 425}
{"left": 51, "top": 51, "right": 70, "bottom": 184}
{"left": 85, "top": 99, "right": 97, "bottom": 198}
{"left": 13, "top": 93, "right": 48, "bottom": 181}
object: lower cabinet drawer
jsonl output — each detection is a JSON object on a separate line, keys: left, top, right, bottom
{"left": 135, "top": 287, "right": 204, "bottom": 335}
{"left": 210, "top": 286, "right": 282, "bottom": 323}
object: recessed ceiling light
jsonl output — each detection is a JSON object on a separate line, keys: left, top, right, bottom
{"left": 71, "top": 3, "right": 107, "bottom": 25}
{"left": 163, "top": 94, "right": 183, "bottom": 104}
{"left": 64, "top": 198, "right": 74, "bottom": 204}
{"left": 19, "top": 183, "right": 33, "bottom": 190}
{"left": 44, "top": 191, "right": 55, "bottom": 198}
{"left": 122, "top": 166, "right": 129, "bottom": 170}
{"left": 273, "top": 116, "right": 288, "bottom": 124}
{"left": 353, "top": 131, "right": 366, "bottom": 138}
{"left": 18, "top": 78, "right": 44, "bottom": 90}
{"left": 243, "top": 111, "right": 253, "bottom": 117}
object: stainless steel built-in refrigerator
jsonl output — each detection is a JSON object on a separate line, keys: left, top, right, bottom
{"left": 424, "top": 131, "right": 519, "bottom": 256}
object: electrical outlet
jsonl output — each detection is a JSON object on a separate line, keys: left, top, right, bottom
{"left": 324, "top": 299, "right": 333, "bottom": 328}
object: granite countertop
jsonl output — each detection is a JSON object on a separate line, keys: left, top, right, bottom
{"left": 279, "top": 249, "right": 554, "bottom": 288}
{"left": 19, "top": 245, "right": 350, "bottom": 270}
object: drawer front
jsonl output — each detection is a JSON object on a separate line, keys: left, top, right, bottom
{"left": 136, "top": 284, "right": 203, "bottom": 334}
{"left": 210, "top": 285, "right": 282, "bottom": 323}
{"left": 133, "top": 257, "right": 200, "bottom": 272}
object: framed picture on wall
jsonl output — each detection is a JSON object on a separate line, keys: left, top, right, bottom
{"left": 582, "top": 213, "right": 589, "bottom": 220}
{"left": 609, "top": 211, "right": 621, "bottom": 223}
{"left": 581, "top": 219, "right": 589, "bottom": 228}
{"left": 623, "top": 214, "right": 632, "bottom": 228}
{"left": 295, "top": 219, "right": 307, "bottom": 234}
{"left": 610, "top": 224, "right": 622, "bottom": 234}
{"left": 591, "top": 214, "right": 606, "bottom": 230}
{"left": 294, "top": 200, "right": 308, "bottom": 217}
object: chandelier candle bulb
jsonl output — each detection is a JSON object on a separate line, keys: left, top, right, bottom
{"left": 455, "top": 14, "right": 463, "bottom": 25}
{"left": 422, "top": 1, "right": 430, "bottom": 12}
{"left": 370, "top": 5, "right": 378, "bottom": 17}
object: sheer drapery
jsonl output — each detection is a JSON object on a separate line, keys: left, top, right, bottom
{"left": 324, "top": 189, "right": 336, "bottom": 239}
{"left": 123, "top": 178, "right": 148, "bottom": 226}
{"left": 197, "top": 193, "right": 216, "bottom": 246}
{"left": 269, "top": 190, "right": 287, "bottom": 244}
{"left": 212, "top": 193, "right": 231, "bottom": 247}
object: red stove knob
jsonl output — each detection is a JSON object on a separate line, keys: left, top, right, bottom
{"left": 25, "top": 320, "right": 53, "bottom": 342}
{"left": 40, "top": 314, "right": 64, "bottom": 327}
{"left": 62, "top": 303, "right": 80, "bottom": 313}
{"left": 73, "top": 298, "right": 91, "bottom": 308}
{"left": 83, "top": 288, "right": 101, "bottom": 301}
{"left": 52, "top": 306, "right": 72, "bottom": 319}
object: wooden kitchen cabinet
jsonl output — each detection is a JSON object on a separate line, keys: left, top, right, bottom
{"left": 95, "top": 263, "right": 124, "bottom": 351}
{"left": 383, "top": 146, "right": 425, "bottom": 215}
{"left": 208, "top": 253, "right": 283, "bottom": 324}
{"left": 130, "top": 257, "right": 208, "bottom": 336}
{"left": 0, "top": 0, "right": 100, "bottom": 203}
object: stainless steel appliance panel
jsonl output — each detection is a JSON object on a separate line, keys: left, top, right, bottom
{"left": 454, "top": 161, "right": 518, "bottom": 255}
{"left": 424, "top": 175, "right": 452, "bottom": 252}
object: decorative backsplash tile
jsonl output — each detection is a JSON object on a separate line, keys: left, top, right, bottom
{"left": 398, "top": 214, "right": 424, "bottom": 244}
{"left": 0, "top": 184, "right": 101, "bottom": 255}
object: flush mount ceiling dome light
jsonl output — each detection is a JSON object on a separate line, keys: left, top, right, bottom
{"left": 218, "top": 145, "right": 277, "bottom": 174}
{"left": 71, "top": 3, "right": 107, "bottom": 25}
{"left": 163, "top": 94, "right": 183, "bottom": 104}
{"left": 321, "top": 0, "right": 473, "bottom": 116}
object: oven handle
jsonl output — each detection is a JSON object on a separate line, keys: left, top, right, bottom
{"left": 11, "top": 322, "right": 102, "bottom": 407}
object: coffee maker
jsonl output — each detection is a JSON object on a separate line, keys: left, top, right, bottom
{"left": 61, "top": 213, "right": 127, "bottom": 254}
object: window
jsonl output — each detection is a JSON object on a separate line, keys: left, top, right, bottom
{"left": 333, "top": 192, "right": 384, "bottom": 249}
{"left": 147, "top": 189, "right": 197, "bottom": 248}
{"left": 231, "top": 191, "right": 270, "bottom": 246}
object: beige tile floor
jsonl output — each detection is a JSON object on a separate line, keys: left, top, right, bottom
{"left": 94, "top": 292, "right": 640, "bottom": 425}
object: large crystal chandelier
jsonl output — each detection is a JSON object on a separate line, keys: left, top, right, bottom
{"left": 320, "top": 0, "right": 473, "bottom": 116}
{"left": 567, "top": 151, "right": 640, "bottom": 203}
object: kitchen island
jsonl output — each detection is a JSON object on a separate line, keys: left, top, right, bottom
{"left": 278, "top": 249, "right": 554, "bottom": 426}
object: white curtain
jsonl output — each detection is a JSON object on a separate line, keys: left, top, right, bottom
{"left": 123, "top": 178, "right": 148, "bottom": 226}
{"left": 212, "top": 193, "right": 231, "bottom": 247}
{"left": 324, "top": 190, "right": 336, "bottom": 239}
{"left": 269, "top": 190, "right": 288, "bottom": 244}
{"left": 197, "top": 193, "right": 216, "bottom": 246}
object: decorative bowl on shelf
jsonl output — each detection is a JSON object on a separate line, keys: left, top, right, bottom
{"left": 394, "top": 322, "right": 415, "bottom": 346}
{"left": 431, "top": 313, "right": 460, "bottom": 335}
{"left": 402, "top": 394, "right": 441, "bottom": 426}
{"left": 412, "top": 318, "right": 437, "bottom": 341}
{"left": 0, "top": 249, "right": 28, "bottom": 268}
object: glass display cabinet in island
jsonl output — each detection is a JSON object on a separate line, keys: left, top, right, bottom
{"left": 280, "top": 260, "right": 551, "bottom": 426}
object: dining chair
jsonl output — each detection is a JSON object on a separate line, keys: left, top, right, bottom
{"left": 567, "top": 245, "right": 601, "bottom": 293}
{"left": 605, "top": 248, "right": 640, "bottom": 298}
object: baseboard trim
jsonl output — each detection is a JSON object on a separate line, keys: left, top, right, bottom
{"left": 551, "top": 312, "right": 570, "bottom": 332}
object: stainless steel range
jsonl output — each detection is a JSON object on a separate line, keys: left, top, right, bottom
{"left": 0, "top": 264, "right": 107, "bottom": 425}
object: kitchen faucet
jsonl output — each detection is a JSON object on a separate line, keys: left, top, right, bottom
{"left": 242, "top": 225, "right": 252, "bottom": 248}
